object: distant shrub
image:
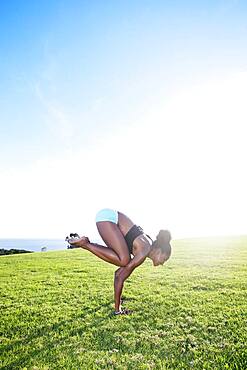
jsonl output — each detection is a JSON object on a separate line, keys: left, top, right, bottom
{"left": 0, "top": 249, "right": 33, "bottom": 256}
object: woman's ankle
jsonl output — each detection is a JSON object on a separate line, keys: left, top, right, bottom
{"left": 83, "top": 241, "right": 91, "bottom": 250}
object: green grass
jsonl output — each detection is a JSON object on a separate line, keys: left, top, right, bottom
{"left": 0, "top": 236, "right": 247, "bottom": 370}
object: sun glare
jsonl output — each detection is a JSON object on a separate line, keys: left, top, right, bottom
{"left": 0, "top": 73, "right": 246, "bottom": 238}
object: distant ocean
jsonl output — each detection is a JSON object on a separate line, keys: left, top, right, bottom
{"left": 0, "top": 239, "right": 68, "bottom": 252}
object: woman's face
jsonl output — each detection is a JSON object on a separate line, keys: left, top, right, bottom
{"left": 152, "top": 249, "right": 168, "bottom": 266}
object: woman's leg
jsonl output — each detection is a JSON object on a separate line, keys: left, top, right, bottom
{"left": 68, "top": 222, "right": 131, "bottom": 267}
{"left": 96, "top": 221, "right": 131, "bottom": 266}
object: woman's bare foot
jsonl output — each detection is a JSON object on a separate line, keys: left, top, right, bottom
{"left": 65, "top": 235, "right": 90, "bottom": 248}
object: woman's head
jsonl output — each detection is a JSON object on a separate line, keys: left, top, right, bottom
{"left": 149, "top": 230, "right": 172, "bottom": 266}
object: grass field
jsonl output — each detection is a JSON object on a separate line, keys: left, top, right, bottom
{"left": 1, "top": 236, "right": 247, "bottom": 370}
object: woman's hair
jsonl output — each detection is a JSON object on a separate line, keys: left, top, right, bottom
{"left": 152, "top": 230, "right": 172, "bottom": 258}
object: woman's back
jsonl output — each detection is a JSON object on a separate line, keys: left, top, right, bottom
{"left": 117, "top": 211, "right": 135, "bottom": 236}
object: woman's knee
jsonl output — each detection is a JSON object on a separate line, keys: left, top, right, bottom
{"left": 119, "top": 256, "right": 131, "bottom": 266}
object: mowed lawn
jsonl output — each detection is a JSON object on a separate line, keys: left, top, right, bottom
{"left": 0, "top": 237, "right": 246, "bottom": 370}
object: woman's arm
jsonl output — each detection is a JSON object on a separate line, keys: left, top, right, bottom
{"left": 114, "top": 250, "right": 148, "bottom": 312}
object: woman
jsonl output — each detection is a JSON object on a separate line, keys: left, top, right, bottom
{"left": 66, "top": 208, "right": 172, "bottom": 315}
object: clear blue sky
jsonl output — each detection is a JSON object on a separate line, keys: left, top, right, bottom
{"left": 1, "top": 1, "right": 247, "bottom": 238}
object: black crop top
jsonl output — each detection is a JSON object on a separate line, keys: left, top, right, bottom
{"left": 124, "top": 225, "right": 153, "bottom": 254}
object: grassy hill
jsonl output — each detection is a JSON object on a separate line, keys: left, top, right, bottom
{"left": 1, "top": 236, "right": 246, "bottom": 369}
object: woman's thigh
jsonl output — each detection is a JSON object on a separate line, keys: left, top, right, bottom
{"left": 96, "top": 221, "right": 131, "bottom": 264}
